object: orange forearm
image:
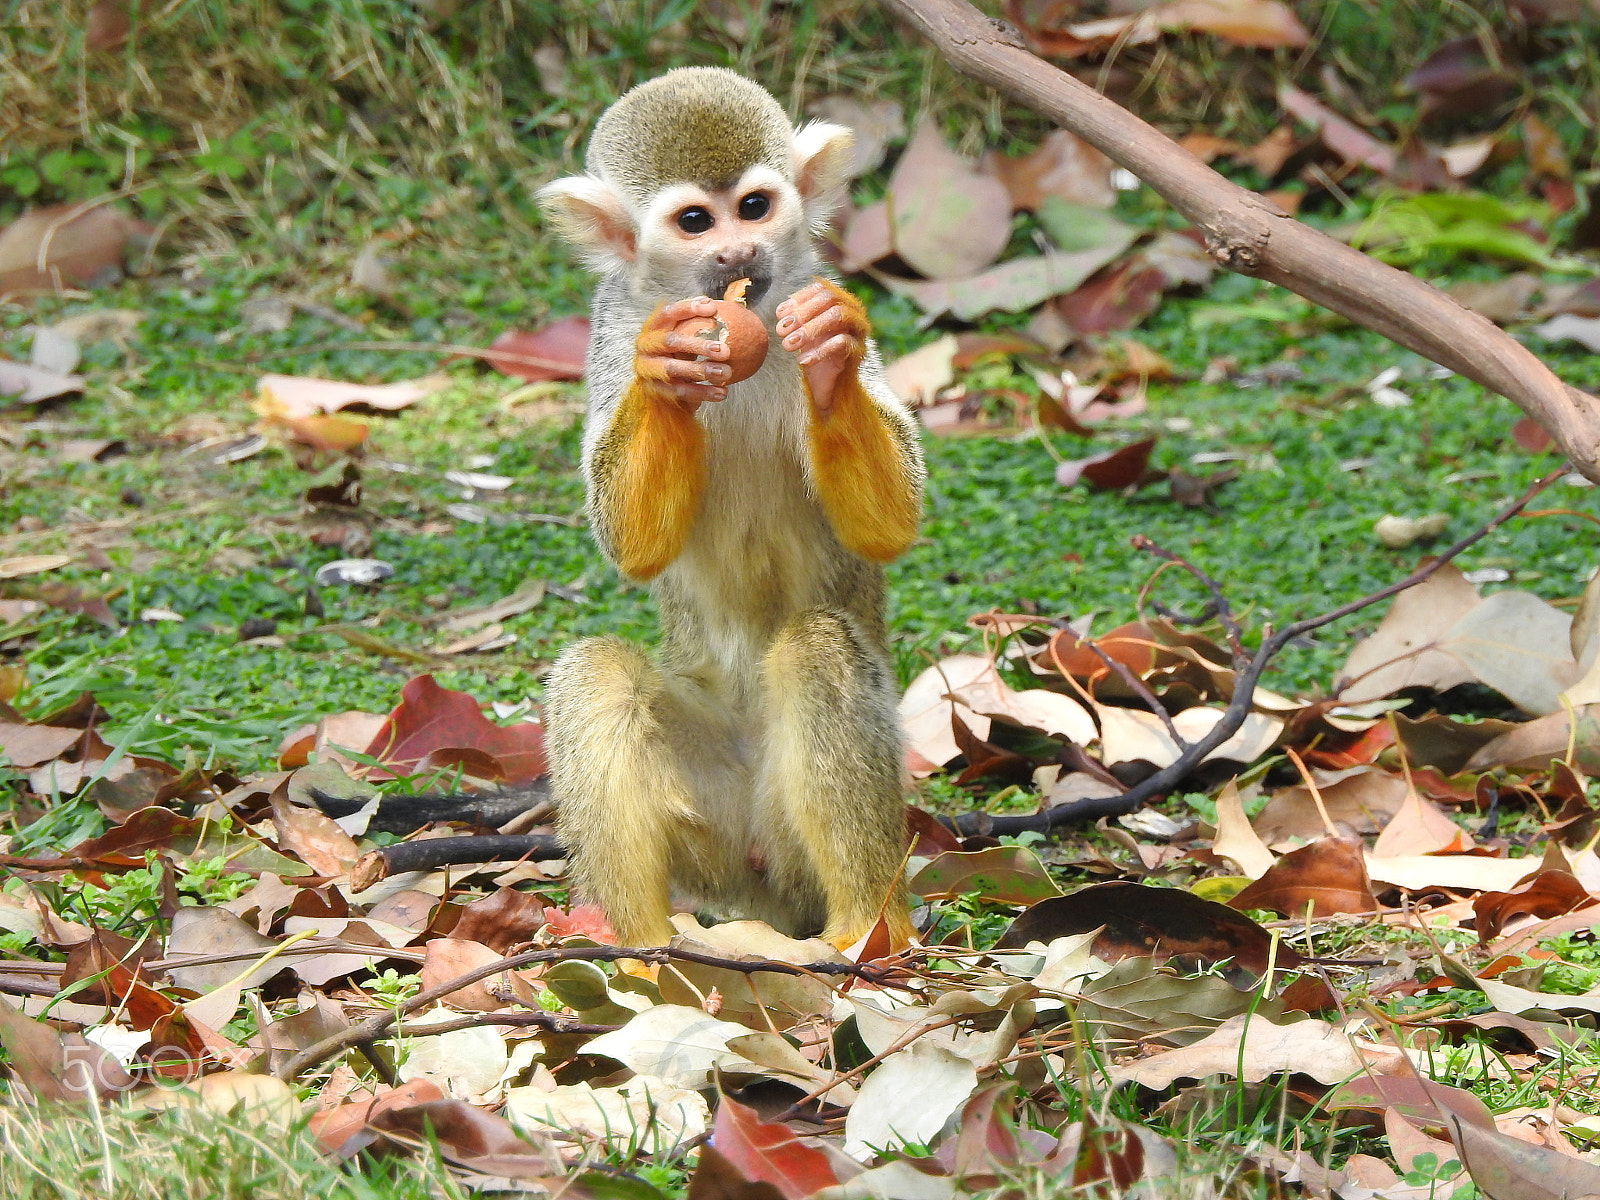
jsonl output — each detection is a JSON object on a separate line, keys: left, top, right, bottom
{"left": 807, "top": 371, "right": 920, "bottom": 563}
{"left": 592, "top": 379, "right": 705, "bottom": 580}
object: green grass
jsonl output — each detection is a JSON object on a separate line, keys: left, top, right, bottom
{"left": 4, "top": 251, "right": 1595, "bottom": 775}
{"left": 0, "top": 1099, "right": 467, "bottom": 1200}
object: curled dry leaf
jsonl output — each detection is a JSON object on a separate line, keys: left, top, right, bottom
{"left": 1227, "top": 837, "right": 1376, "bottom": 917}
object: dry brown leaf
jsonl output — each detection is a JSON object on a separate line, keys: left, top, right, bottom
{"left": 0, "top": 204, "right": 149, "bottom": 294}
{"left": 887, "top": 118, "right": 1013, "bottom": 280}
{"left": 1336, "top": 564, "right": 1481, "bottom": 702}
{"left": 1212, "top": 780, "right": 1275, "bottom": 879}
{"left": 1371, "top": 789, "right": 1469, "bottom": 857}
{"left": 1111, "top": 1014, "right": 1404, "bottom": 1089}
{"left": 256, "top": 373, "right": 447, "bottom": 419}
{"left": 1229, "top": 837, "right": 1376, "bottom": 916}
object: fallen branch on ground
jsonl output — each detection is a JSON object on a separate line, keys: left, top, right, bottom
{"left": 946, "top": 465, "right": 1568, "bottom": 836}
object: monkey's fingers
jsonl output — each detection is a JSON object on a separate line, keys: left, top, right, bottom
{"left": 636, "top": 352, "right": 733, "bottom": 389}
{"left": 640, "top": 296, "right": 718, "bottom": 336}
{"left": 637, "top": 327, "right": 731, "bottom": 362}
{"left": 796, "top": 332, "right": 857, "bottom": 369}
{"left": 778, "top": 280, "right": 868, "bottom": 335}
{"left": 782, "top": 305, "right": 865, "bottom": 365}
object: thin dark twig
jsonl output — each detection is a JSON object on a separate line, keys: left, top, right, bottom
{"left": 1134, "top": 539, "right": 1249, "bottom": 666}
{"left": 949, "top": 465, "right": 1566, "bottom": 836}
{"left": 1080, "top": 636, "right": 1189, "bottom": 751}
{"left": 274, "top": 944, "right": 902, "bottom": 1081}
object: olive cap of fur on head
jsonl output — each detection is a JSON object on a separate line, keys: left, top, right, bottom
{"left": 587, "top": 67, "right": 796, "bottom": 207}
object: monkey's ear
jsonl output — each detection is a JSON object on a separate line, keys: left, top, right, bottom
{"left": 537, "top": 175, "right": 637, "bottom": 266}
{"left": 792, "top": 121, "right": 854, "bottom": 230}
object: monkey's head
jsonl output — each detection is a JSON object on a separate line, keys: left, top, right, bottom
{"left": 537, "top": 68, "right": 854, "bottom": 311}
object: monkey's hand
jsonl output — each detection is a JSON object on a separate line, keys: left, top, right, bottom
{"left": 776, "top": 279, "right": 865, "bottom": 417}
{"left": 634, "top": 297, "right": 733, "bottom": 409}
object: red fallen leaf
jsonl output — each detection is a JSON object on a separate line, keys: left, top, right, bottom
{"left": 710, "top": 1095, "right": 842, "bottom": 1200}
{"left": 0, "top": 203, "right": 150, "bottom": 295}
{"left": 69, "top": 807, "right": 211, "bottom": 864}
{"left": 936, "top": 1084, "right": 1035, "bottom": 1185}
{"left": 688, "top": 1145, "right": 787, "bottom": 1200}
{"left": 363, "top": 674, "right": 547, "bottom": 784}
{"left": 1042, "top": 621, "right": 1157, "bottom": 683}
{"left": 1055, "top": 264, "right": 1169, "bottom": 336}
{"left": 1297, "top": 719, "right": 1394, "bottom": 769}
{"left": 1473, "top": 868, "right": 1594, "bottom": 942}
{"left": 1277, "top": 84, "right": 1397, "bottom": 178}
{"left": 1228, "top": 837, "right": 1378, "bottom": 917}
{"left": 1404, "top": 35, "right": 1515, "bottom": 121}
{"left": 309, "top": 1079, "right": 448, "bottom": 1157}
{"left": 1325, "top": 1064, "right": 1495, "bottom": 1131}
{"left": 452, "top": 886, "right": 550, "bottom": 953}
{"left": 1512, "top": 416, "right": 1554, "bottom": 453}
{"left": 63, "top": 931, "right": 180, "bottom": 1032}
{"left": 485, "top": 316, "right": 589, "bottom": 381}
{"left": 907, "top": 805, "right": 963, "bottom": 856}
{"left": 541, "top": 903, "right": 617, "bottom": 944}
{"left": 1055, "top": 437, "right": 1158, "bottom": 490}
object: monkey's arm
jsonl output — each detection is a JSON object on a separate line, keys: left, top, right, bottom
{"left": 778, "top": 280, "right": 924, "bottom": 563}
{"left": 585, "top": 297, "right": 733, "bottom": 580}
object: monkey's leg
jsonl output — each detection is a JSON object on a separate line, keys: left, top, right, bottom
{"left": 757, "top": 610, "right": 914, "bottom": 950}
{"left": 544, "top": 636, "right": 708, "bottom": 947}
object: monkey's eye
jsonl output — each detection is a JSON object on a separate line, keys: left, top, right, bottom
{"left": 737, "top": 192, "right": 771, "bottom": 220}
{"left": 676, "top": 207, "right": 714, "bottom": 234}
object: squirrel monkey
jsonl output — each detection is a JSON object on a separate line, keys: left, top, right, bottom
{"left": 536, "top": 68, "right": 924, "bottom": 951}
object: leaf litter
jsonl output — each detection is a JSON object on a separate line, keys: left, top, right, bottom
{"left": 6, "top": 7, "right": 1600, "bottom": 1195}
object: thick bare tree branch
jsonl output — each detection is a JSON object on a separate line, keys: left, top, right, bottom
{"left": 878, "top": 0, "right": 1600, "bottom": 482}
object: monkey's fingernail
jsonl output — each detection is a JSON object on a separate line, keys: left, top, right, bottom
{"left": 706, "top": 364, "right": 731, "bottom": 382}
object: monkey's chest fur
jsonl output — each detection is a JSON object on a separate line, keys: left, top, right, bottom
{"left": 654, "top": 364, "right": 890, "bottom": 707}
{"left": 643, "top": 370, "right": 895, "bottom": 922}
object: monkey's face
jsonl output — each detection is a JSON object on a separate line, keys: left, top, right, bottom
{"left": 632, "top": 164, "right": 809, "bottom": 313}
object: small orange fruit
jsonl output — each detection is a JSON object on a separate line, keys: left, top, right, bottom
{"left": 676, "top": 279, "right": 768, "bottom": 384}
